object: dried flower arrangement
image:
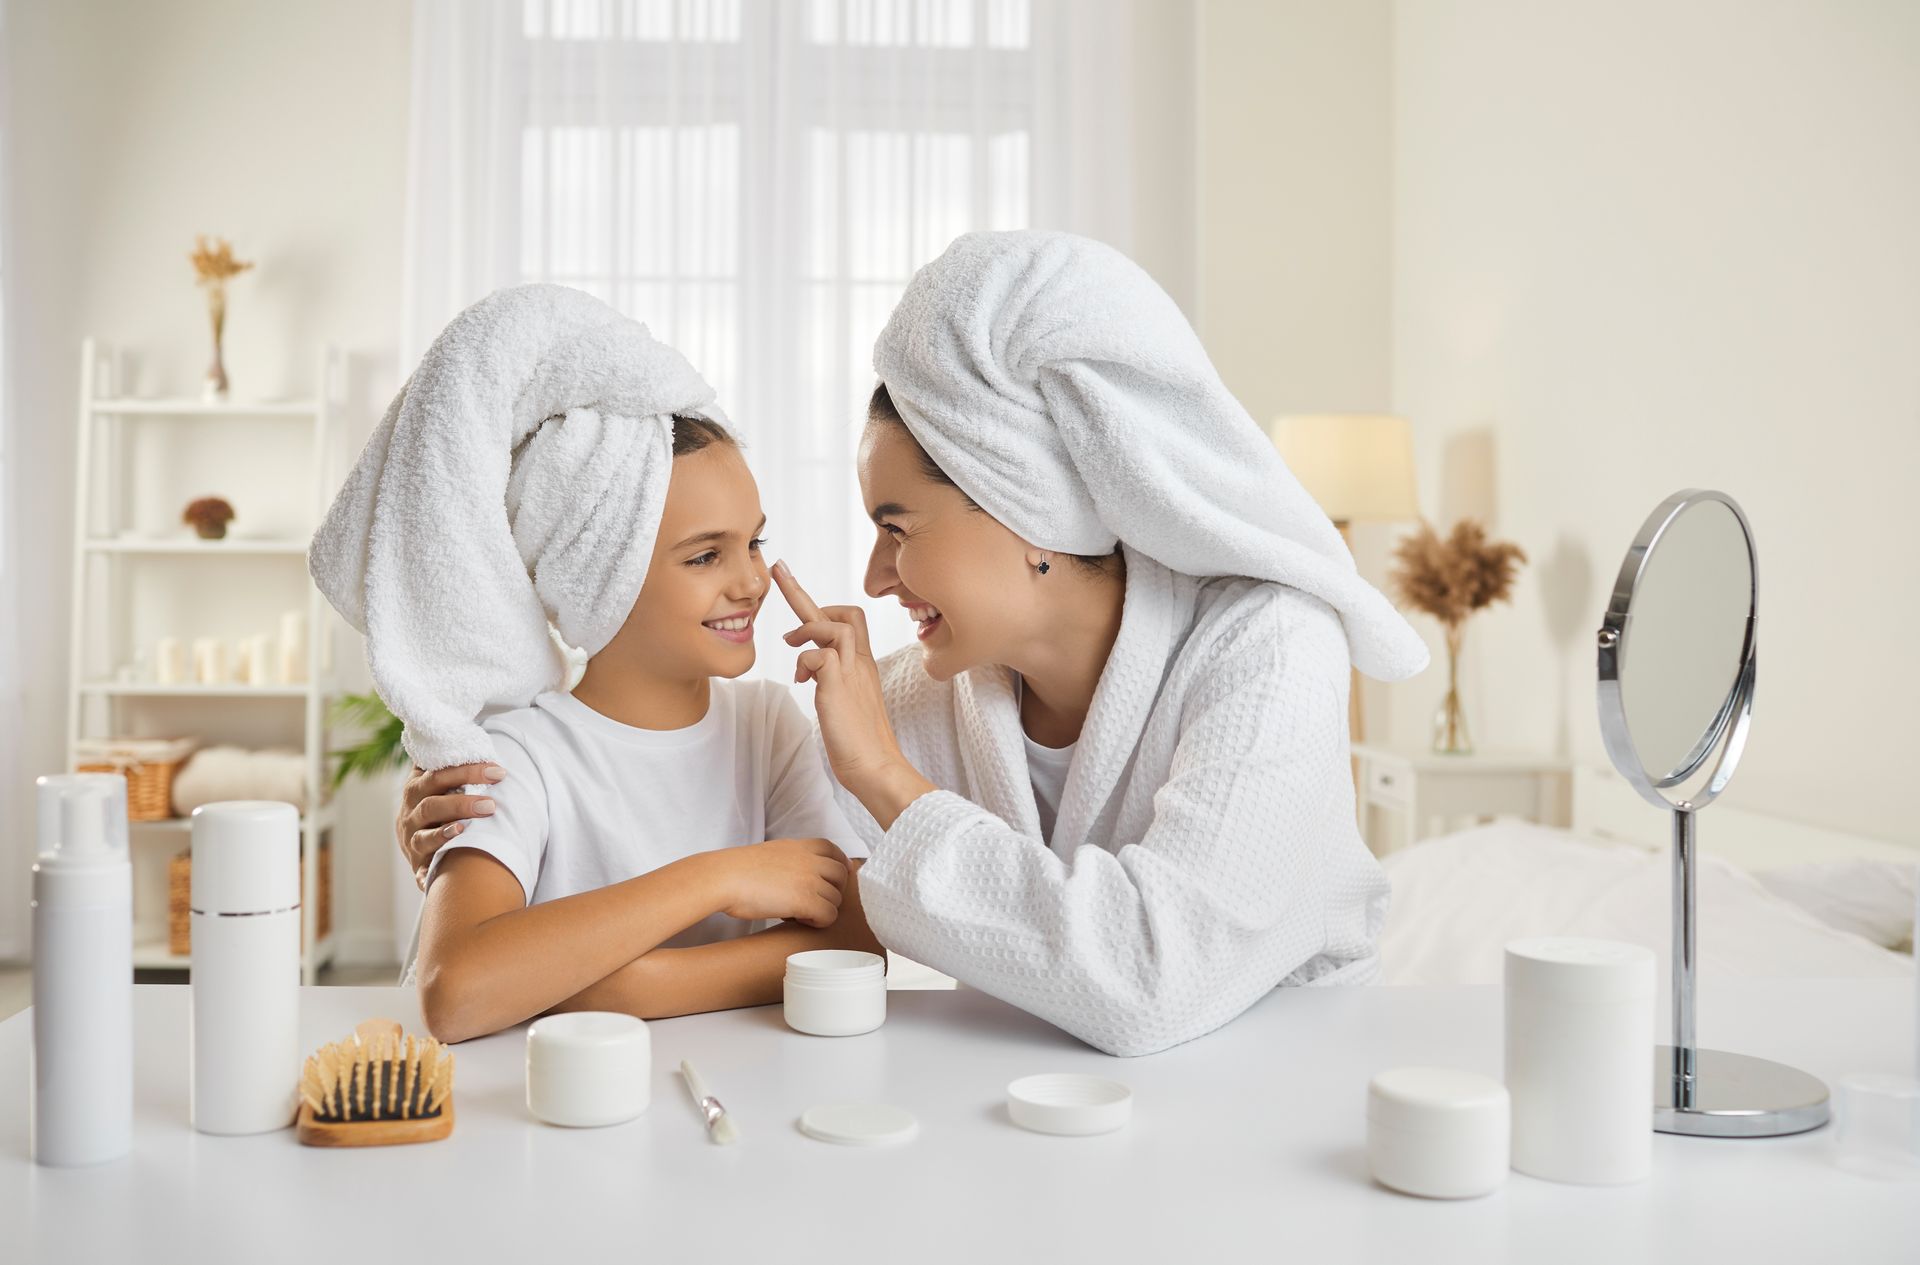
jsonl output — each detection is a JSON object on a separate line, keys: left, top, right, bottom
{"left": 190, "top": 236, "right": 254, "bottom": 400}
{"left": 1388, "top": 519, "right": 1528, "bottom": 753}
{"left": 183, "top": 496, "right": 237, "bottom": 541}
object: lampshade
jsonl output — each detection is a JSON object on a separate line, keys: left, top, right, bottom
{"left": 1268, "top": 413, "right": 1419, "bottom": 524}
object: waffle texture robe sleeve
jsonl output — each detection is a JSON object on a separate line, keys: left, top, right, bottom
{"left": 854, "top": 593, "right": 1383, "bottom": 1057}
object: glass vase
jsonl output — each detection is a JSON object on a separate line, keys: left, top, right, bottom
{"left": 1431, "top": 625, "right": 1472, "bottom": 754}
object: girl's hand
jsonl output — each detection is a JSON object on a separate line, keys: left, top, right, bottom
{"left": 397, "top": 762, "right": 506, "bottom": 891}
{"left": 772, "top": 560, "right": 935, "bottom": 828}
{"left": 712, "top": 837, "right": 850, "bottom": 928}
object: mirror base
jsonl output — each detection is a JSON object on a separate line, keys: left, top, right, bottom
{"left": 1652, "top": 1046, "right": 1830, "bottom": 1137}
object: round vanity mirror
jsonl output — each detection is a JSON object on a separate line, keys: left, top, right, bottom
{"left": 1598, "top": 492, "right": 1754, "bottom": 806}
{"left": 1596, "top": 489, "right": 1828, "bottom": 1139}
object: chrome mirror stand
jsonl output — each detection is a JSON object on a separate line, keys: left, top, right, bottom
{"left": 1597, "top": 490, "right": 1828, "bottom": 1138}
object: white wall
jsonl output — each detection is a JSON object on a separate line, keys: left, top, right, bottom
{"left": 1192, "top": 0, "right": 1402, "bottom": 737}
{"left": 2, "top": 0, "right": 412, "bottom": 961}
{"left": 1194, "top": 0, "right": 1393, "bottom": 422}
{"left": 1390, "top": 0, "right": 1920, "bottom": 843}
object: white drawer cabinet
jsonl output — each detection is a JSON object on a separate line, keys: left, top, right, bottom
{"left": 1352, "top": 743, "right": 1571, "bottom": 856}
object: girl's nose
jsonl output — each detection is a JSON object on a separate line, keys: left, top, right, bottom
{"left": 734, "top": 556, "right": 769, "bottom": 600}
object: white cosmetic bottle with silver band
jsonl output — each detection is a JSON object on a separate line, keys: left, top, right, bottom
{"left": 31, "top": 774, "right": 133, "bottom": 1167}
{"left": 190, "top": 800, "right": 301, "bottom": 1135}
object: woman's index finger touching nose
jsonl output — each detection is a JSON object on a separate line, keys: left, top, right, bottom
{"left": 771, "top": 559, "right": 825, "bottom": 622}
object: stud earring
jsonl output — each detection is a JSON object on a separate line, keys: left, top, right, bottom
{"left": 1035, "top": 558, "right": 1051, "bottom": 575}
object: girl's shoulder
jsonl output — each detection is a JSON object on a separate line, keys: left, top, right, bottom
{"left": 712, "top": 675, "right": 819, "bottom": 743}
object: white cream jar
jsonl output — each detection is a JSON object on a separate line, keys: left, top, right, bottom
{"left": 525, "top": 1011, "right": 651, "bottom": 1127}
{"left": 783, "top": 950, "right": 886, "bottom": 1036}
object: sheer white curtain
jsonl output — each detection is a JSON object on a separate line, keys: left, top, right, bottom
{"left": 403, "top": 0, "right": 1139, "bottom": 670}
{"left": 0, "top": 0, "right": 18, "bottom": 957}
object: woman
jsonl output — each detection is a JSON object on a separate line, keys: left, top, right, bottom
{"left": 399, "top": 231, "right": 1427, "bottom": 1056}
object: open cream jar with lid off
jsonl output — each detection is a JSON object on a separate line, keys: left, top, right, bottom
{"left": 784, "top": 950, "right": 885, "bottom": 1036}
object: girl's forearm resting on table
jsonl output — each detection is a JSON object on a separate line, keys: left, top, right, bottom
{"left": 550, "top": 896, "right": 886, "bottom": 1020}
{"left": 417, "top": 848, "right": 733, "bottom": 1043}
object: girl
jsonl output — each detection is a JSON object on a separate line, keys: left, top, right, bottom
{"left": 414, "top": 416, "right": 882, "bottom": 1044}
{"left": 311, "top": 285, "right": 879, "bottom": 1045}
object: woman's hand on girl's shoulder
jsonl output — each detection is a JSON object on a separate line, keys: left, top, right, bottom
{"left": 398, "top": 762, "right": 507, "bottom": 890}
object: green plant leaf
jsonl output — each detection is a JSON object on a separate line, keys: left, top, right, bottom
{"left": 327, "top": 691, "right": 409, "bottom": 790}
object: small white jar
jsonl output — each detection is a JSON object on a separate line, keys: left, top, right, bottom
{"left": 1366, "top": 1067, "right": 1510, "bottom": 1199}
{"left": 784, "top": 950, "right": 886, "bottom": 1036}
{"left": 525, "top": 1011, "right": 651, "bottom": 1127}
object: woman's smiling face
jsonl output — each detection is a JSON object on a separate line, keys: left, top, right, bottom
{"left": 857, "top": 417, "right": 1034, "bottom": 681}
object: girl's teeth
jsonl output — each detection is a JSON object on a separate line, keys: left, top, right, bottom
{"left": 708, "top": 616, "right": 751, "bottom": 631}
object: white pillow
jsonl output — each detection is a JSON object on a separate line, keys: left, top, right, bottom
{"left": 1755, "top": 859, "right": 1918, "bottom": 952}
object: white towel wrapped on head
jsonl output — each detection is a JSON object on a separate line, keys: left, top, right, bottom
{"left": 872, "top": 230, "right": 1428, "bottom": 682}
{"left": 308, "top": 283, "right": 724, "bottom": 770}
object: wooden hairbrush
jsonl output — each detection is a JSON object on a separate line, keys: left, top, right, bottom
{"left": 296, "top": 1018, "right": 456, "bottom": 1147}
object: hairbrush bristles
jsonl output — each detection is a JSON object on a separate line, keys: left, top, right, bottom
{"left": 299, "top": 1027, "right": 454, "bottom": 1123}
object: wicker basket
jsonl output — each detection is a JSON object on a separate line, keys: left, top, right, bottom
{"left": 75, "top": 737, "right": 199, "bottom": 822}
{"left": 166, "top": 836, "right": 332, "bottom": 959}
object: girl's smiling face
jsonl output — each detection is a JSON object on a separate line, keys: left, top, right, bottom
{"left": 856, "top": 417, "right": 1035, "bottom": 682}
{"left": 597, "top": 435, "right": 770, "bottom": 683}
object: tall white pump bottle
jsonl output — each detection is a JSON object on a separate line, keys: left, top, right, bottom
{"left": 31, "top": 774, "right": 134, "bottom": 1166}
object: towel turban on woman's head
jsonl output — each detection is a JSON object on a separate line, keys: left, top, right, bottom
{"left": 871, "top": 230, "right": 1428, "bottom": 682}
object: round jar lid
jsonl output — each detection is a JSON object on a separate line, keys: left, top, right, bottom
{"left": 798, "top": 1103, "right": 919, "bottom": 1146}
{"left": 1367, "top": 1066, "right": 1510, "bottom": 1135}
{"left": 1006, "top": 1074, "right": 1133, "bottom": 1136}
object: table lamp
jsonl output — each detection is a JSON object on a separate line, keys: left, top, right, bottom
{"left": 1268, "top": 413, "right": 1420, "bottom": 747}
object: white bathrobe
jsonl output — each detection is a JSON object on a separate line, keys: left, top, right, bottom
{"left": 841, "top": 549, "right": 1389, "bottom": 1058}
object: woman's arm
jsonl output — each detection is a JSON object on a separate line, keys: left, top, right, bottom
{"left": 417, "top": 836, "right": 850, "bottom": 1043}
{"left": 548, "top": 862, "right": 887, "bottom": 1019}
{"left": 785, "top": 574, "right": 1381, "bottom": 1058}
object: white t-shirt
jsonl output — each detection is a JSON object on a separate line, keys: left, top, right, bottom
{"left": 1022, "top": 731, "right": 1077, "bottom": 845}
{"left": 425, "top": 678, "right": 864, "bottom": 949}
{"left": 1014, "top": 674, "right": 1079, "bottom": 845}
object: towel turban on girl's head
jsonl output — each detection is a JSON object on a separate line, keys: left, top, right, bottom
{"left": 309, "top": 284, "right": 726, "bottom": 769}
{"left": 872, "top": 230, "right": 1428, "bottom": 682}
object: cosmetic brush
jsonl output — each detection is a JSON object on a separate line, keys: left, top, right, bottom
{"left": 681, "top": 1059, "right": 739, "bottom": 1145}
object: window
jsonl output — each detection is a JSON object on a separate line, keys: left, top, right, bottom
{"left": 407, "top": 0, "right": 1114, "bottom": 661}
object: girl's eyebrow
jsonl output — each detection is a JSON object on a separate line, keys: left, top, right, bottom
{"left": 869, "top": 502, "right": 909, "bottom": 524}
{"left": 672, "top": 515, "right": 768, "bottom": 551}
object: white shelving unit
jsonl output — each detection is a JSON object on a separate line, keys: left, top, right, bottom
{"left": 66, "top": 339, "right": 344, "bottom": 983}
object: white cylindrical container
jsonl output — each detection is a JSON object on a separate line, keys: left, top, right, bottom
{"left": 192, "top": 637, "right": 228, "bottom": 686}
{"left": 237, "top": 635, "right": 272, "bottom": 687}
{"left": 190, "top": 801, "right": 301, "bottom": 1135}
{"left": 784, "top": 950, "right": 886, "bottom": 1036}
{"left": 31, "top": 775, "right": 133, "bottom": 1167}
{"left": 525, "top": 1012, "right": 651, "bottom": 1127}
{"left": 279, "top": 610, "right": 308, "bottom": 685}
{"left": 155, "top": 637, "right": 187, "bottom": 685}
{"left": 1366, "top": 1067, "right": 1510, "bottom": 1199}
{"left": 1505, "top": 937, "right": 1655, "bottom": 1184}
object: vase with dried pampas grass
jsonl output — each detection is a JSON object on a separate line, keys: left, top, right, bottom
{"left": 1388, "top": 519, "right": 1527, "bottom": 754}
{"left": 190, "top": 236, "right": 254, "bottom": 400}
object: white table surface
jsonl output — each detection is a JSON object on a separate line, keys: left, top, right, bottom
{"left": 3, "top": 980, "right": 1916, "bottom": 1264}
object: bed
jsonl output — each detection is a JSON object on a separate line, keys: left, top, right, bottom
{"left": 1379, "top": 766, "right": 1917, "bottom": 988}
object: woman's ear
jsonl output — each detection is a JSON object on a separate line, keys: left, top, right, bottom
{"left": 1023, "top": 547, "right": 1052, "bottom": 575}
